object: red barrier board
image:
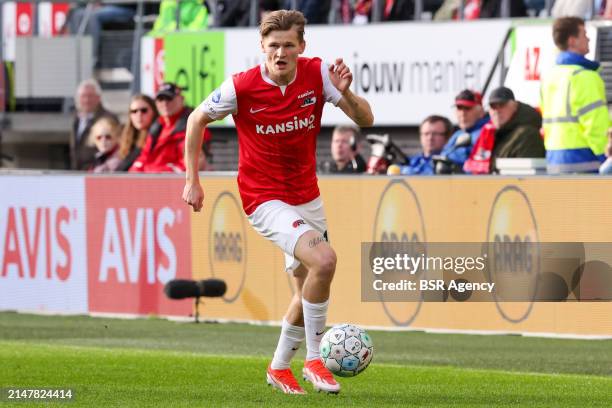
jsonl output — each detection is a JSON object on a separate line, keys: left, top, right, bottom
{"left": 86, "top": 178, "right": 192, "bottom": 316}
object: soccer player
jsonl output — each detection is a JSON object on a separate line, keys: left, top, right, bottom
{"left": 182, "top": 10, "right": 373, "bottom": 394}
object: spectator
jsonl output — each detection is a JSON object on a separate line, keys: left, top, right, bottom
{"left": 603, "top": 0, "right": 612, "bottom": 18}
{"left": 434, "top": 0, "right": 482, "bottom": 20}
{"left": 347, "top": 0, "right": 439, "bottom": 22}
{"left": 383, "top": 0, "right": 415, "bottom": 21}
{"left": 436, "top": 89, "right": 489, "bottom": 173}
{"left": 480, "top": 0, "right": 527, "bottom": 18}
{"left": 261, "top": 0, "right": 282, "bottom": 22}
{"left": 116, "top": 94, "right": 159, "bottom": 171}
{"left": 214, "top": 0, "right": 250, "bottom": 27}
{"left": 213, "top": 0, "right": 284, "bottom": 26}
{"left": 71, "top": 79, "right": 118, "bottom": 170}
{"left": 324, "top": 125, "right": 366, "bottom": 173}
{"left": 540, "top": 17, "right": 608, "bottom": 174}
{"left": 400, "top": 115, "right": 453, "bottom": 175}
{"left": 435, "top": 0, "right": 527, "bottom": 19}
{"left": 523, "top": 0, "right": 546, "bottom": 15}
{"left": 464, "top": 87, "right": 544, "bottom": 174}
{"left": 285, "top": 0, "right": 331, "bottom": 24}
{"left": 130, "top": 83, "right": 210, "bottom": 173}
{"left": 552, "top": 0, "right": 593, "bottom": 18}
{"left": 332, "top": 0, "right": 352, "bottom": 23}
{"left": 66, "top": 2, "right": 136, "bottom": 68}
{"left": 88, "top": 116, "right": 122, "bottom": 173}
{"left": 259, "top": 0, "right": 281, "bottom": 21}
{"left": 149, "top": 0, "right": 209, "bottom": 35}
{"left": 353, "top": 0, "right": 373, "bottom": 24}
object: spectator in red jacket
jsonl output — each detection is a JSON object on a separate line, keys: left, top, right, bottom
{"left": 129, "top": 83, "right": 210, "bottom": 173}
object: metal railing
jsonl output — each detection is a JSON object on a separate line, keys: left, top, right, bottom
{"left": 0, "top": 1, "right": 165, "bottom": 97}
{"left": 482, "top": 27, "right": 514, "bottom": 94}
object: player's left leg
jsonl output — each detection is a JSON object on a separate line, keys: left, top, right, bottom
{"left": 294, "top": 231, "right": 341, "bottom": 393}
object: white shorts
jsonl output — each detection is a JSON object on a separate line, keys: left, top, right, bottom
{"left": 247, "top": 197, "right": 328, "bottom": 272}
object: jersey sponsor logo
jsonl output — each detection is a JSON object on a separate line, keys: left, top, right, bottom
{"left": 298, "top": 90, "right": 314, "bottom": 99}
{"left": 292, "top": 219, "right": 306, "bottom": 228}
{"left": 249, "top": 106, "right": 268, "bottom": 114}
{"left": 256, "top": 114, "right": 316, "bottom": 135}
{"left": 300, "top": 97, "right": 316, "bottom": 108}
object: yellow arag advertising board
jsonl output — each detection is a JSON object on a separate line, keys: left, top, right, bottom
{"left": 191, "top": 176, "right": 612, "bottom": 336}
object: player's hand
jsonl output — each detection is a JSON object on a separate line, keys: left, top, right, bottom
{"left": 182, "top": 182, "right": 205, "bottom": 212}
{"left": 329, "top": 58, "right": 352, "bottom": 94}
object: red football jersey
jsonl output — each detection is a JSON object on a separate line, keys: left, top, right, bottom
{"left": 232, "top": 57, "right": 326, "bottom": 215}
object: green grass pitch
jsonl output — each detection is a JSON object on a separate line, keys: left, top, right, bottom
{"left": 1, "top": 312, "right": 611, "bottom": 407}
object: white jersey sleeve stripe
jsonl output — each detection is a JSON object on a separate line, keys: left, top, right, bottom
{"left": 198, "top": 77, "right": 238, "bottom": 120}
{"left": 321, "top": 62, "right": 342, "bottom": 106}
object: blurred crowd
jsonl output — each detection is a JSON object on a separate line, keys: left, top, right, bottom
{"left": 65, "top": 0, "right": 612, "bottom": 44}
{"left": 212, "top": 1, "right": 612, "bottom": 25}
{"left": 64, "top": 3, "right": 611, "bottom": 176}
{"left": 322, "top": 16, "right": 612, "bottom": 176}
{"left": 72, "top": 80, "right": 211, "bottom": 173}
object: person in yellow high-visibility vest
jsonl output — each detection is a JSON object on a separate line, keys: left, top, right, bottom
{"left": 541, "top": 17, "right": 609, "bottom": 174}
{"left": 149, "top": 0, "right": 209, "bottom": 35}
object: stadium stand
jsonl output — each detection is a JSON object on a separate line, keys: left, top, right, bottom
{"left": 3, "top": 6, "right": 612, "bottom": 403}
{"left": 0, "top": 0, "right": 609, "bottom": 170}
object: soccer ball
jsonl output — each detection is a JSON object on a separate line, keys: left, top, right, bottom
{"left": 319, "top": 324, "right": 373, "bottom": 377}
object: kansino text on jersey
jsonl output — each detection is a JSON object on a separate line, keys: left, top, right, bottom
{"left": 256, "top": 115, "right": 316, "bottom": 135}
{"left": 372, "top": 279, "right": 495, "bottom": 293}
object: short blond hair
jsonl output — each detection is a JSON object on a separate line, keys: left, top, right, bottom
{"left": 260, "top": 9, "right": 306, "bottom": 42}
{"left": 88, "top": 116, "right": 120, "bottom": 147}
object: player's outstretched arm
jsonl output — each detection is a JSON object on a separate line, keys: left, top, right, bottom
{"left": 337, "top": 89, "right": 374, "bottom": 128}
{"left": 329, "top": 58, "right": 374, "bottom": 127}
{"left": 183, "top": 109, "right": 215, "bottom": 212}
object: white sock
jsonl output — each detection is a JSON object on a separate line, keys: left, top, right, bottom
{"left": 302, "top": 297, "right": 329, "bottom": 361}
{"left": 270, "top": 319, "right": 305, "bottom": 370}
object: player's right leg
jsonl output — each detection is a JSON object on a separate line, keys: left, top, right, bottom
{"left": 266, "top": 363, "right": 306, "bottom": 394}
{"left": 266, "top": 267, "right": 307, "bottom": 394}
